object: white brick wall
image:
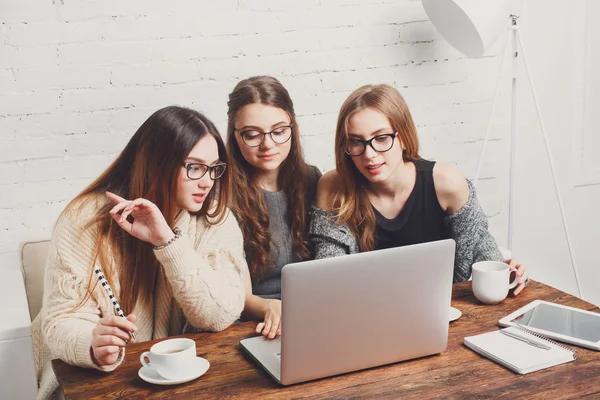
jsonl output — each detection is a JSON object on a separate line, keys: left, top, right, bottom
{"left": 0, "top": 0, "right": 510, "bottom": 269}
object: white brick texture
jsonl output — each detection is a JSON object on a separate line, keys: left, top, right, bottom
{"left": 0, "top": 0, "right": 509, "bottom": 269}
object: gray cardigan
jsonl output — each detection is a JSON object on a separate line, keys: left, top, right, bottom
{"left": 308, "top": 181, "right": 503, "bottom": 283}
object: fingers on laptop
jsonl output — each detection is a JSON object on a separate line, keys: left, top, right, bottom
{"left": 256, "top": 318, "right": 281, "bottom": 339}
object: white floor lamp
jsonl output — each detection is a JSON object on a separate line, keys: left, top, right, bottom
{"left": 422, "top": 0, "right": 585, "bottom": 298}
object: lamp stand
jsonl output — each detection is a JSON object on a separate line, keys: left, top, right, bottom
{"left": 474, "top": 15, "right": 585, "bottom": 299}
{"left": 507, "top": 15, "right": 518, "bottom": 252}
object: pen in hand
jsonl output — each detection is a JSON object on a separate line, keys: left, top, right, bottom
{"left": 94, "top": 268, "right": 137, "bottom": 343}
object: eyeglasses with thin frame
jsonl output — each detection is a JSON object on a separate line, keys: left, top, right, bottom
{"left": 182, "top": 162, "right": 227, "bottom": 180}
{"left": 235, "top": 125, "right": 293, "bottom": 147}
{"left": 345, "top": 132, "right": 398, "bottom": 156}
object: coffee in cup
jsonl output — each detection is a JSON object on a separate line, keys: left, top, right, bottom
{"left": 472, "top": 261, "right": 518, "bottom": 305}
{"left": 140, "top": 338, "right": 196, "bottom": 380}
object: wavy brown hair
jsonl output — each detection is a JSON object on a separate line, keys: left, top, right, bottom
{"left": 62, "top": 106, "right": 231, "bottom": 314}
{"left": 226, "top": 76, "right": 311, "bottom": 280}
{"left": 332, "top": 84, "right": 421, "bottom": 252}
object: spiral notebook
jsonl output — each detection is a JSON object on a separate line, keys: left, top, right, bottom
{"left": 464, "top": 325, "right": 577, "bottom": 374}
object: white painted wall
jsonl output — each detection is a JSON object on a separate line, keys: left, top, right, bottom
{"left": 511, "top": 0, "right": 600, "bottom": 306}
{"left": 0, "top": 0, "right": 509, "bottom": 272}
{"left": 0, "top": 0, "right": 597, "bottom": 310}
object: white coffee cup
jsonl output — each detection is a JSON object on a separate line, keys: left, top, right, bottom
{"left": 472, "top": 261, "right": 518, "bottom": 304}
{"left": 140, "top": 338, "right": 196, "bottom": 380}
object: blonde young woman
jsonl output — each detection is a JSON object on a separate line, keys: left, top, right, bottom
{"left": 310, "top": 84, "right": 528, "bottom": 292}
{"left": 33, "top": 106, "right": 247, "bottom": 400}
{"left": 226, "top": 76, "right": 321, "bottom": 339}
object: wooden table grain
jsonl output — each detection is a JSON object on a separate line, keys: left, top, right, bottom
{"left": 52, "top": 280, "right": 600, "bottom": 399}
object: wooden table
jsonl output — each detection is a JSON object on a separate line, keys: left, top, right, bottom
{"left": 53, "top": 280, "right": 600, "bottom": 399}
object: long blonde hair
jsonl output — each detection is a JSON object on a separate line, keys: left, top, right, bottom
{"left": 332, "top": 84, "right": 421, "bottom": 251}
{"left": 226, "top": 76, "right": 312, "bottom": 280}
{"left": 63, "top": 106, "right": 231, "bottom": 314}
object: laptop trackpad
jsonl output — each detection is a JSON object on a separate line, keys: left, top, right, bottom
{"left": 240, "top": 336, "right": 282, "bottom": 382}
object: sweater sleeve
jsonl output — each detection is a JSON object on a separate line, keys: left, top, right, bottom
{"left": 40, "top": 213, "right": 124, "bottom": 372}
{"left": 309, "top": 206, "right": 359, "bottom": 259}
{"left": 444, "top": 180, "right": 503, "bottom": 283}
{"left": 153, "top": 210, "right": 246, "bottom": 332}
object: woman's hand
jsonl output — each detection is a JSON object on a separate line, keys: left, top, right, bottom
{"left": 91, "top": 314, "right": 137, "bottom": 367}
{"left": 506, "top": 258, "right": 528, "bottom": 296}
{"left": 106, "top": 191, "right": 174, "bottom": 247}
{"left": 256, "top": 299, "right": 282, "bottom": 339}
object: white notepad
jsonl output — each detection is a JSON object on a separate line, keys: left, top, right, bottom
{"left": 464, "top": 326, "right": 577, "bottom": 374}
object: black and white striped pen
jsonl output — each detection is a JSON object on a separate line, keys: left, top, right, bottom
{"left": 94, "top": 267, "right": 136, "bottom": 342}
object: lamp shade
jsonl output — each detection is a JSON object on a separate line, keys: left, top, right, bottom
{"left": 422, "top": 0, "right": 512, "bottom": 58}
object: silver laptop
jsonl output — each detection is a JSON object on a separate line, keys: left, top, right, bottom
{"left": 240, "top": 239, "right": 456, "bottom": 385}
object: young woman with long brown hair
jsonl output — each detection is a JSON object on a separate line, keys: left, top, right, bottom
{"left": 33, "top": 106, "right": 247, "bottom": 400}
{"left": 310, "top": 84, "right": 529, "bottom": 292}
{"left": 226, "top": 76, "right": 321, "bottom": 339}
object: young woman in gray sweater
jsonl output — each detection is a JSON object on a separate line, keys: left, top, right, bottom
{"left": 226, "top": 76, "right": 321, "bottom": 339}
{"left": 310, "top": 84, "right": 528, "bottom": 293}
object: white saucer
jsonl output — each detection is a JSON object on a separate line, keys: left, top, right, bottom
{"left": 138, "top": 357, "right": 210, "bottom": 385}
{"left": 449, "top": 306, "right": 462, "bottom": 322}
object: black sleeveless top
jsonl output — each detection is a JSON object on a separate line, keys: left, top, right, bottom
{"left": 373, "top": 159, "right": 450, "bottom": 250}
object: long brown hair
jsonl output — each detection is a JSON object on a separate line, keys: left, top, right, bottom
{"left": 62, "top": 106, "right": 231, "bottom": 314}
{"left": 332, "top": 84, "right": 421, "bottom": 252}
{"left": 226, "top": 76, "right": 311, "bottom": 280}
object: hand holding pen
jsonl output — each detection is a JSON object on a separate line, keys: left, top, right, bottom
{"left": 91, "top": 268, "right": 138, "bottom": 367}
{"left": 91, "top": 314, "right": 137, "bottom": 366}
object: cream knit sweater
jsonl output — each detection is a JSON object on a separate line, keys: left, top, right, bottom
{"left": 32, "top": 199, "right": 247, "bottom": 400}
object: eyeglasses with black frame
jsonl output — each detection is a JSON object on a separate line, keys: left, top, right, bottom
{"left": 235, "top": 125, "right": 293, "bottom": 147}
{"left": 345, "top": 132, "right": 398, "bottom": 156}
{"left": 182, "top": 162, "right": 227, "bottom": 180}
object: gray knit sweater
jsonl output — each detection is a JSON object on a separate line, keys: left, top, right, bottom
{"left": 251, "top": 166, "right": 322, "bottom": 299}
{"left": 308, "top": 181, "right": 503, "bottom": 283}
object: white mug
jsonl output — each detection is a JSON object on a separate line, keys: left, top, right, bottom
{"left": 140, "top": 338, "right": 196, "bottom": 380}
{"left": 472, "top": 261, "right": 518, "bottom": 305}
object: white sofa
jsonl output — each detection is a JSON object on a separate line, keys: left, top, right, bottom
{"left": 1, "top": 240, "right": 49, "bottom": 400}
